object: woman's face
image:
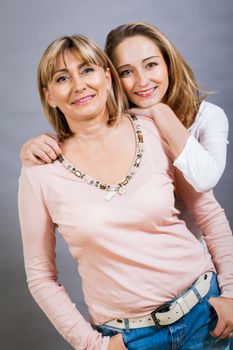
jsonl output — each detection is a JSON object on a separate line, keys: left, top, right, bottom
{"left": 44, "top": 50, "right": 111, "bottom": 125}
{"left": 113, "top": 35, "right": 169, "bottom": 108}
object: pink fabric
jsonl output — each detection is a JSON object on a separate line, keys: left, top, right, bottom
{"left": 18, "top": 116, "right": 233, "bottom": 350}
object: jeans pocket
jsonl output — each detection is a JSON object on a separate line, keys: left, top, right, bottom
{"left": 94, "top": 324, "right": 122, "bottom": 337}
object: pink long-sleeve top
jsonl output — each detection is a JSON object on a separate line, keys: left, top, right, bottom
{"left": 18, "top": 116, "right": 233, "bottom": 350}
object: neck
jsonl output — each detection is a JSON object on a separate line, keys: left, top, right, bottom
{"left": 66, "top": 110, "right": 122, "bottom": 146}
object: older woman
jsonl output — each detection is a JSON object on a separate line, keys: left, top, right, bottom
{"left": 18, "top": 34, "right": 233, "bottom": 350}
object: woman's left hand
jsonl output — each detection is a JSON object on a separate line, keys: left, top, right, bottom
{"left": 208, "top": 296, "right": 233, "bottom": 338}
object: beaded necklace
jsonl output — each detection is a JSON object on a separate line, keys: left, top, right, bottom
{"left": 58, "top": 115, "right": 144, "bottom": 201}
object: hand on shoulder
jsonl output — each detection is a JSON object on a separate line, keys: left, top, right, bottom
{"left": 20, "top": 134, "right": 61, "bottom": 165}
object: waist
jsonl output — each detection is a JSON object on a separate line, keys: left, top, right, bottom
{"left": 101, "top": 271, "right": 214, "bottom": 329}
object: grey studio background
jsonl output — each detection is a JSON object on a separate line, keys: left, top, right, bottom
{"left": 0, "top": 0, "right": 233, "bottom": 349}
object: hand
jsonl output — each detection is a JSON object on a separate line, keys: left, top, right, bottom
{"left": 20, "top": 134, "right": 62, "bottom": 165}
{"left": 208, "top": 296, "right": 233, "bottom": 338}
{"left": 126, "top": 103, "right": 189, "bottom": 160}
{"left": 107, "top": 333, "right": 127, "bottom": 350}
{"left": 126, "top": 102, "right": 174, "bottom": 120}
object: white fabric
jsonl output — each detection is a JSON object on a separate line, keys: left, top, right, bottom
{"left": 173, "top": 101, "right": 229, "bottom": 193}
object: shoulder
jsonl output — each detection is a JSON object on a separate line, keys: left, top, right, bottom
{"left": 195, "top": 101, "right": 228, "bottom": 127}
{"left": 19, "top": 162, "right": 61, "bottom": 191}
{"left": 21, "top": 162, "right": 57, "bottom": 178}
{"left": 135, "top": 115, "right": 174, "bottom": 164}
{"left": 135, "top": 115, "right": 161, "bottom": 138}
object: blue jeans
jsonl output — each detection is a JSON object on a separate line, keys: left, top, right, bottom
{"left": 95, "top": 274, "right": 230, "bottom": 349}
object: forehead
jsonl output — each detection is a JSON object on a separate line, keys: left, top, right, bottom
{"left": 50, "top": 46, "right": 104, "bottom": 74}
{"left": 54, "top": 50, "right": 83, "bottom": 68}
{"left": 114, "top": 35, "right": 162, "bottom": 65}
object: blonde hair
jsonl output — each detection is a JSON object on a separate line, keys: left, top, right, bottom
{"left": 105, "top": 22, "right": 205, "bottom": 128}
{"left": 38, "top": 35, "right": 127, "bottom": 139}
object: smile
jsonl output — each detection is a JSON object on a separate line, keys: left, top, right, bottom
{"left": 72, "top": 94, "right": 95, "bottom": 105}
{"left": 134, "top": 87, "right": 157, "bottom": 98}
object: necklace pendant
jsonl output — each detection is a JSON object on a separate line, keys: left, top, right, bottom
{"left": 105, "top": 191, "right": 117, "bottom": 201}
{"left": 118, "top": 186, "right": 126, "bottom": 195}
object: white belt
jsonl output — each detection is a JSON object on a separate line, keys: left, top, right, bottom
{"left": 103, "top": 272, "right": 212, "bottom": 329}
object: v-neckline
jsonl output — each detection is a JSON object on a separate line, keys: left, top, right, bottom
{"left": 57, "top": 115, "right": 144, "bottom": 200}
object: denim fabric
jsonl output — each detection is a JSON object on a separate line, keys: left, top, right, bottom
{"left": 95, "top": 274, "right": 230, "bottom": 349}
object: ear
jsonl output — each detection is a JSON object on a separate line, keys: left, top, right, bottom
{"left": 105, "top": 67, "right": 112, "bottom": 90}
{"left": 43, "top": 87, "right": 56, "bottom": 108}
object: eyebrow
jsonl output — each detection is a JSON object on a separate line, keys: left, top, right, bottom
{"left": 53, "top": 62, "right": 87, "bottom": 75}
{"left": 117, "top": 56, "right": 160, "bottom": 70}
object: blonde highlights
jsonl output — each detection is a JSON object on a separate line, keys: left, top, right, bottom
{"left": 105, "top": 22, "right": 205, "bottom": 128}
{"left": 38, "top": 35, "right": 126, "bottom": 139}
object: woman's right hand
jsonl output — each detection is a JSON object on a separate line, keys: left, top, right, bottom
{"left": 107, "top": 333, "right": 127, "bottom": 349}
{"left": 20, "top": 134, "right": 62, "bottom": 165}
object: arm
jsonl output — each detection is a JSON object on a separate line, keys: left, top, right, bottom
{"left": 18, "top": 167, "right": 110, "bottom": 350}
{"left": 173, "top": 104, "right": 229, "bottom": 192}
{"left": 128, "top": 103, "right": 189, "bottom": 159}
{"left": 174, "top": 169, "right": 233, "bottom": 338}
{"left": 128, "top": 103, "right": 229, "bottom": 192}
{"left": 20, "top": 134, "right": 62, "bottom": 164}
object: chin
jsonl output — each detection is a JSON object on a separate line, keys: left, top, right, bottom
{"left": 137, "top": 100, "right": 157, "bottom": 108}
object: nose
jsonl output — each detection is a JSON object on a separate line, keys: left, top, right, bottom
{"left": 136, "top": 70, "right": 149, "bottom": 87}
{"left": 72, "top": 74, "right": 86, "bottom": 93}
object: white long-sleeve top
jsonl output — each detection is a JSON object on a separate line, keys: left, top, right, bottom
{"left": 173, "top": 101, "right": 229, "bottom": 192}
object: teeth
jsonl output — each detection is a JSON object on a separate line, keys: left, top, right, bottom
{"left": 72, "top": 95, "right": 94, "bottom": 104}
{"left": 136, "top": 87, "right": 156, "bottom": 96}
{"left": 79, "top": 96, "right": 93, "bottom": 103}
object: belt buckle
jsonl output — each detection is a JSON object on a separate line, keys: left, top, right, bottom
{"left": 150, "top": 303, "right": 171, "bottom": 328}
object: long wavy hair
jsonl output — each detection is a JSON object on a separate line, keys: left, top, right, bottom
{"left": 105, "top": 22, "right": 206, "bottom": 128}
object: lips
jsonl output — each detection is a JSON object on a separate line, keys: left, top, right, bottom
{"left": 134, "top": 86, "right": 158, "bottom": 98}
{"left": 71, "top": 94, "right": 95, "bottom": 105}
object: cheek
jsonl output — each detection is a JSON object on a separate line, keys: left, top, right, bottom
{"left": 87, "top": 73, "right": 109, "bottom": 92}
{"left": 120, "top": 79, "right": 134, "bottom": 97}
{"left": 52, "top": 92, "right": 66, "bottom": 107}
{"left": 160, "top": 69, "right": 169, "bottom": 90}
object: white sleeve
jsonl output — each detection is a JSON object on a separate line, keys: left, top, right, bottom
{"left": 173, "top": 107, "right": 229, "bottom": 192}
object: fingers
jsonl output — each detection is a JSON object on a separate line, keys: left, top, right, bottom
{"left": 125, "top": 108, "right": 146, "bottom": 116}
{"left": 211, "top": 320, "right": 233, "bottom": 339}
{"left": 38, "top": 134, "right": 62, "bottom": 158}
{"left": 31, "top": 148, "right": 56, "bottom": 164}
{"left": 125, "top": 108, "right": 155, "bottom": 119}
{"left": 116, "top": 333, "right": 127, "bottom": 349}
{"left": 45, "top": 133, "right": 60, "bottom": 144}
{"left": 30, "top": 143, "right": 58, "bottom": 163}
{"left": 107, "top": 333, "right": 127, "bottom": 350}
{"left": 209, "top": 297, "right": 233, "bottom": 339}
{"left": 210, "top": 318, "right": 227, "bottom": 338}
{"left": 20, "top": 134, "right": 62, "bottom": 164}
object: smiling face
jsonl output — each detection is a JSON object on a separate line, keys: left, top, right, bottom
{"left": 113, "top": 35, "right": 169, "bottom": 108}
{"left": 43, "top": 50, "right": 112, "bottom": 129}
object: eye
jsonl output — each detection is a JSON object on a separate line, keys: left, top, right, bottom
{"left": 119, "top": 69, "right": 132, "bottom": 78}
{"left": 82, "top": 66, "right": 95, "bottom": 74}
{"left": 146, "top": 62, "right": 158, "bottom": 69}
{"left": 55, "top": 75, "right": 69, "bottom": 83}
